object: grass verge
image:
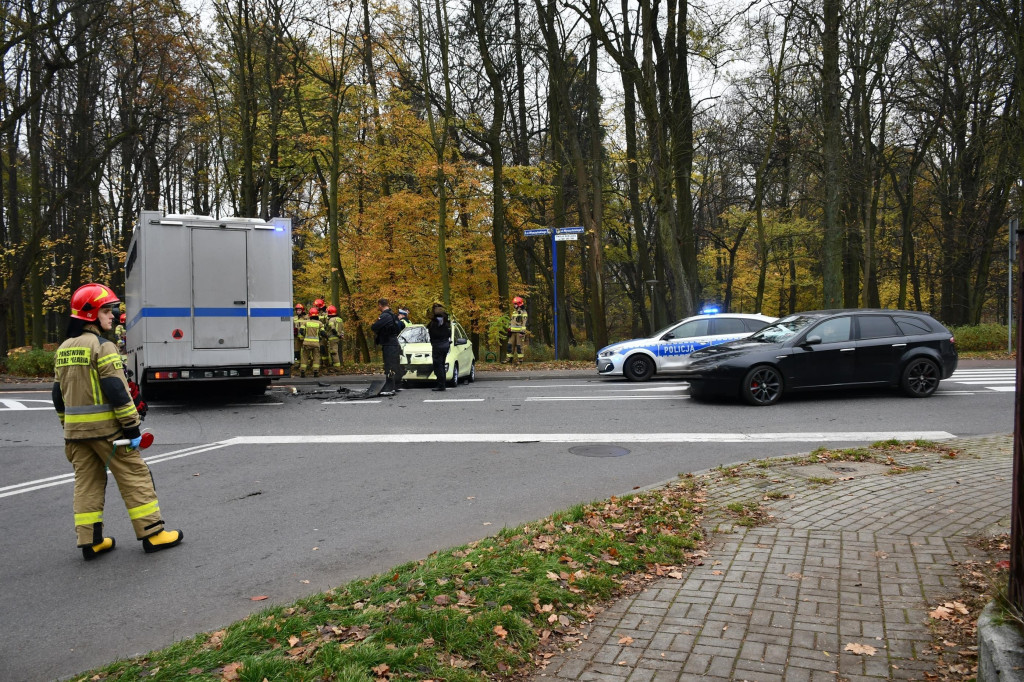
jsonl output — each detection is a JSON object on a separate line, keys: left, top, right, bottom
{"left": 74, "top": 477, "right": 706, "bottom": 681}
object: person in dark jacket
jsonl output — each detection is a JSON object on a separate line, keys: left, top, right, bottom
{"left": 371, "top": 298, "right": 405, "bottom": 395}
{"left": 427, "top": 303, "right": 451, "bottom": 391}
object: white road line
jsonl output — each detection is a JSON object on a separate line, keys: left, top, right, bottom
{"left": 526, "top": 395, "right": 684, "bottom": 401}
{"left": 949, "top": 380, "right": 1016, "bottom": 385}
{"left": 0, "top": 441, "right": 234, "bottom": 499}
{"left": 322, "top": 400, "right": 382, "bottom": 404}
{"left": 989, "top": 386, "right": 1016, "bottom": 392}
{"left": 227, "top": 431, "right": 956, "bottom": 445}
{"left": 423, "top": 398, "right": 486, "bottom": 403}
{"left": 224, "top": 402, "right": 284, "bottom": 407}
{"left": 503, "top": 383, "right": 598, "bottom": 388}
{"left": 935, "top": 391, "right": 977, "bottom": 395}
{"left": 0, "top": 399, "right": 53, "bottom": 410}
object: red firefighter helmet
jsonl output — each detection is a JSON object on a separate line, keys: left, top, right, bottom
{"left": 314, "top": 298, "right": 325, "bottom": 308}
{"left": 327, "top": 305, "right": 337, "bottom": 315}
{"left": 512, "top": 296, "right": 524, "bottom": 307}
{"left": 70, "top": 283, "right": 120, "bottom": 322}
{"left": 119, "top": 313, "right": 126, "bottom": 324}
{"left": 294, "top": 302, "right": 305, "bottom": 312}
{"left": 309, "top": 307, "right": 319, "bottom": 317}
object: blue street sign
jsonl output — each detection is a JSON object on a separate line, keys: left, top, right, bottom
{"left": 556, "top": 226, "right": 584, "bottom": 234}
{"left": 524, "top": 228, "right": 551, "bottom": 236}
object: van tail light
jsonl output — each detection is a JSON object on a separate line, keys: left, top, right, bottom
{"left": 949, "top": 335, "right": 956, "bottom": 344}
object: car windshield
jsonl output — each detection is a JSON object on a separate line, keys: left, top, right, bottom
{"left": 399, "top": 326, "right": 429, "bottom": 344}
{"left": 749, "top": 315, "right": 822, "bottom": 343}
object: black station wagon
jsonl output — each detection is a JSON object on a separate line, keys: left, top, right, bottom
{"left": 677, "top": 309, "right": 958, "bottom": 406}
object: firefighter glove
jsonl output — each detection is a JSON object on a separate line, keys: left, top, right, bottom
{"left": 128, "top": 436, "right": 142, "bottom": 449}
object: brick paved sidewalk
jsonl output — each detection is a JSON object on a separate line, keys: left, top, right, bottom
{"left": 533, "top": 435, "right": 1013, "bottom": 682}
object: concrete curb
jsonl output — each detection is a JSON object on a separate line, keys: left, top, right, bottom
{"left": 978, "top": 601, "right": 1024, "bottom": 681}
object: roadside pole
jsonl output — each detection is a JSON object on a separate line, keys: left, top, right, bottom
{"left": 1012, "top": 217, "right": 1024, "bottom": 611}
{"left": 523, "top": 226, "right": 583, "bottom": 360}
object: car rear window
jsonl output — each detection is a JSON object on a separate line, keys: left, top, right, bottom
{"left": 894, "top": 315, "right": 933, "bottom": 336}
{"left": 673, "top": 319, "right": 710, "bottom": 338}
{"left": 714, "top": 318, "right": 747, "bottom": 335}
{"left": 858, "top": 315, "right": 901, "bottom": 339}
{"left": 400, "top": 326, "right": 429, "bottom": 343}
{"left": 742, "top": 318, "right": 769, "bottom": 332}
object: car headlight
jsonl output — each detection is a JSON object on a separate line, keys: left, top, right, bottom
{"left": 598, "top": 348, "right": 618, "bottom": 358}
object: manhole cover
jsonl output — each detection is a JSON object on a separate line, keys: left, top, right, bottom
{"left": 569, "top": 445, "right": 631, "bottom": 458}
{"left": 828, "top": 465, "right": 857, "bottom": 473}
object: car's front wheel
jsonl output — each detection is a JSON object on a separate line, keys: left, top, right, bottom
{"left": 741, "top": 365, "right": 783, "bottom": 406}
{"left": 468, "top": 361, "right": 476, "bottom": 383}
{"left": 901, "top": 357, "right": 939, "bottom": 398}
{"left": 623, "top": 354, "right": 654, "bottom": 382}
{"left": 448, "top": 363, "right": 459, "bottom": 387}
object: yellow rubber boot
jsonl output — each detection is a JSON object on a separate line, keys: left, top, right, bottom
{"left": 142, "top": 529, "right": 183, "bottom": 554}
{"left": 82, "top": 537, "right": 115, "bottom": 561}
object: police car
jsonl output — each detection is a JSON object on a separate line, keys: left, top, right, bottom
{"left": 596, "top": 310, "right": 777, "bottom": 381}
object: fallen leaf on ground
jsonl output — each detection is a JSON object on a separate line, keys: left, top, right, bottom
{"left": 618, "top": 635, "right": 633, "bottom": 645}
{"left": 844, "top": 642, "right": 877, "bottom": 656}
{"left": 250, "top": 596, "right": 268, "bottom": 601}
{"left": 220, "top": 662, "right": 243, "bottom": 680}
{"left": 494, "top": 625, "right": 508, "bottom": 639}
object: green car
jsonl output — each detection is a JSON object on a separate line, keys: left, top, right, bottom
{"left": 398, "top": 321, "right": 476, "bottom": 386}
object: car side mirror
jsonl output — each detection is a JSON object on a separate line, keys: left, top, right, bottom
{"left": 662, "top": 333, "right": 675, "bottom": 340}
{"left": 455, "top": 339, "right": 467, "bottom": 346}
{"left": 802, "top": 335, "right": 822, "bottom": 346}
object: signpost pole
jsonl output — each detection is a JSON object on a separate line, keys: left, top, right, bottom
{"left": 552, "top": 230, "right": 558, "bottom": 360}
{"left": 521, "top": 226, "right": 582, "bottom": 364}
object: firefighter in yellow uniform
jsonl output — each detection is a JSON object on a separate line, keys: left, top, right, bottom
{"left": 299, "top": 306, "right": 326, "bottom": 377}
{"left": 508, "top": 296, "right": 528, "bottom": 364}
{"left": 326, "top": 305, "right": 343, "bottom": 369}
{"left": 114, "top": 313, "right": 126, "bottom": 354}
{"left": 53, "top": 283, "right": 182, "bottom": 560}
{"left": 293, "top": 303, "right": 306, "bottom": 363}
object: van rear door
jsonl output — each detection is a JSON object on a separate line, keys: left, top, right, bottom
{"left": 191, "top": 228, "right": 250, "bottom": 349}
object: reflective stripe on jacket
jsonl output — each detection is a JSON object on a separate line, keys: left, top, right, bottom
{"left": 328, "top": 316, "right": 343, "bottom": 338}
{"left": 54, "top": 327, "right": 140, "bottom": 440}
{"left": 510, "top": 309, "right": 528, "bottom": 332}
{"left": 301, "top": 319, "right": 323, "bottom": 345}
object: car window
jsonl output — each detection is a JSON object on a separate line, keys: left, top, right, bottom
{"left": 808, "top": 316, "right": 851, "bottom": 343}
{"left": 400, "top": 326, "right": 429, "bottom": 343}
{"left": 750, "top": 315, "right": 820, "bottom": 342}
{"left": 453, "top": 323, "right": 467, "bottom": 342}
{"left": 713, "top": 318, "right": 746, "bottom": 335}
{"left": 669, "top": 319, "right": 710, "bottom": 339}
{"left": 894, "top": 315, "right": 933, "bottom": 336}
{"left": 742, "top": 318, "right": 769, "bottom": 333}
{"left": 857, "top": 315, "right": 901, "bottom": 339}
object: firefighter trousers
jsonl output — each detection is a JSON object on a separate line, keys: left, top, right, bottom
{"left": 328, "top": 338, "right": 341, "bottom": 367}
{"left": 300, "top": 343, "right": 321, "bottom": 373}
{"left": 65, "top": 437, "right": 164, "bottom": 546}
{"left": 509, "top": 332, "right": 526, "bottom": 361}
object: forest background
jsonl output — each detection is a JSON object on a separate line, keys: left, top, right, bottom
{"left": 0, "top": 0, "right": 1020, "bottom": 363}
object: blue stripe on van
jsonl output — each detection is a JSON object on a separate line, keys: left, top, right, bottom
{"left": 127, "top": 306, "right": 290, "bottom": 330}
{"left": 194, "top": 308, "right": 247, "bottom": 317}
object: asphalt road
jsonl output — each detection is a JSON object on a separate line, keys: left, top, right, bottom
{"left": 0, "top": 361, "right": 1014, "bottom": 681}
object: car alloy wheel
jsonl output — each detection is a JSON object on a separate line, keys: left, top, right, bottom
{"left": 742, "top": 365, "right": 783, "bottom": 406}
{"left": 623, "top": 354, "right": 654, "bottom": 381}
{"left": 901, "top": 358, "right": 939, "bottom": 398}
{"left": 448, "top": 363, "right": 459, "bottom": 387}
{"left": 468, "top": 361, "right": 475, "bottom": 382}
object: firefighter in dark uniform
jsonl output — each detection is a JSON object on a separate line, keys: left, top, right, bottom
{"left": 371, "top": 298, "right": 405, "bottom": 396}
{"left": 53, "top": 283, "right": 182, "bottom": 560}
{"left": 326, "top": 305, "right": 343, "bottom": 369}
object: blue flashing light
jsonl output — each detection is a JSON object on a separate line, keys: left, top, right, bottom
{"left": 699, "top": 305, "right": 720, "bottom": 315}
{"left": 275, "top": 226, "right": 284, "bottom": 232}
